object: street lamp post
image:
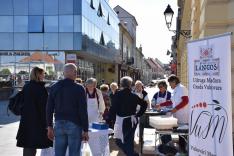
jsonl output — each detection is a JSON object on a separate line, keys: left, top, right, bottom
{"left": 164, "top": 4, "right": 191, "bottom": 39}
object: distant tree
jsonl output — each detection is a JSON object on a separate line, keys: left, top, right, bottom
{"left": 44, "top": 70, "right": 56, "bottom": 80}
{"left": 48, "top": 70, "right": 55, "bottom": 76}
{"left": 0, "top": 69, "right": 11, "bottom": 75}
{"left": 18, "top": 70, "right": 29, "bottom": 75}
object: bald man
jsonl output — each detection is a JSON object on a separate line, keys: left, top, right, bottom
{"left": 46, "top": 63, "right": 88, "bottom": 156}
{"left": 63, "top": 63, "right": 77, "bottom": 80}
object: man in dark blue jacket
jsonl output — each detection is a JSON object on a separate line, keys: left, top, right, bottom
{"left": 46, "top": 63, "right": 88, "bottom": 156}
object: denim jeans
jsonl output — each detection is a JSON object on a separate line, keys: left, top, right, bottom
{"left": 54, "top": 120, "right": 82, "bottom": 156}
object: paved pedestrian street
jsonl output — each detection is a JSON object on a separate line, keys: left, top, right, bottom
{"left": 0, "top": 100, "right": 22, "bottom": 156}
{"left": 0, "top": 122, "right": 155, "bottom": 156}
{"left": 0, "top": 100, "right": 155, "bottom": 156}
{"left": 0, "top": 122, "right": 22, "bottom": 156}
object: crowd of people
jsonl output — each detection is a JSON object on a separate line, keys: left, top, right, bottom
{"left": 15, "top": 63, "right": 189, "bottom": 156}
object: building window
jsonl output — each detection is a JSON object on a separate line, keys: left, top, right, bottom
{"left": 74, "top": 15, "right": 81, "bottom": 32}
{"left": 107, "top": 14, "right": 110, "bottom": 25}
{"left": 44, "top": 33, "right": 59, "bottom": 50}
{"left": 0, "top": 0, "right": 13, "bottom": 15}
{"left": 29, "top": 0, "right": 43, "bottom": 15}
{"left": 74, "top": 0, "right": 81, "bottom": 14}
{"left": 90, "top": 0, "right": 95, "bottom": 9}
{"left": 100, "top": 32, "right": 105, "bottom": 45}
{"left": 14, "top": 33, "right": 28, "bottom": 50}
{"left": 29, "top": 33, "right": 43, "bottom": 50}
{"left": 59, "top": 33, "right": 73, "bottom": 50}
{"left": 13, "top": 0, "right": 28, "bottom": 15}
{"left": 44, "top": 0, "right": 58, "bottom": 15}
{"left": 14, "top": 16, "right": 28, "bottom": 32}
{"left": 44, "top": 16, "right": 58, "bottom": 32}
{"left": 0, "top": 16, "right": 13, "bottom": 32}
{"left": 28, "top": 16, "right": 44, "bottom": 33}
{"left": 97, "top": 3, "right": 103, "bottom": 17}
{"left": 73, "top": 32, "right": 82, "bottom": 50}
{"left": 59, "top": 0, "right": 73, "bottom": 15}
{"left": 0, "top": 33, "right": 13, "bottom": 50}
{"left": 59, "top": 15, "right": 73, "bottom": 32}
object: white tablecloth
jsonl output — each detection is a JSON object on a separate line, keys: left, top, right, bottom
{"left": 41, "top": 128, "right": 112, "bottom": 156}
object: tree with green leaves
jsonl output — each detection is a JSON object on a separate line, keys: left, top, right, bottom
{"left": 0, "top": 69, "right": 11, "bottom": 75}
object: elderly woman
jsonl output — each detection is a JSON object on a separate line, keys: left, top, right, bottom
{"left": 100, "top": 84, "right": 111, "bottom": 125}
{"left": 110, "top": 82, "right": 118, "bottom": 95}
{"left": 109, "top": 82, "right": 119, "bottom": 103}
{"left": 152, "top": 80, "right": 172, "bottom": 111}
{"left": 152, "top": 81, "right": 172, "bottom": 146}
{"left": 108, "top": 82, "right": 119, "bottom": 128}
{"left": 156, "top": 75, "right": 189, "bottom": 153}
{"left": 133, "top": 80, "right": 150, "bottom": 140}
{"left": 134, "top": 80, "right": 150, "bottom": 108}
{"left": 109, "top": 76, "right": 147, "bottom": 156}
{"left": 85, "top": 78, "right": 105, "bottom": 125}
{"left": 156, "top": 76, "right": 189, "bottom": 123}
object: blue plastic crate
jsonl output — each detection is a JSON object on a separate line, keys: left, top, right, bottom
{"left": 92, "top": 122, "right": 108, "bottom": 130}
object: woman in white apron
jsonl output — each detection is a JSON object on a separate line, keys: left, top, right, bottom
{"left": 152, "top": 80, "right": 172, "bottom": 111}
{"left": 152, "top": 80, "right": 172, "bottom": 145}
{"left": 85, "top": 78, "right": 105, "bottom": 125}
{"left": 157, "top": 75, "right": 189, "bottom": 153}
{"left": 109, "top": 76, "right": 147, "bottom": 156}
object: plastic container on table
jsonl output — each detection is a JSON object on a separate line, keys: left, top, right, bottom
{"left": 149, "top": 116, "right": 178, "bottom": 130}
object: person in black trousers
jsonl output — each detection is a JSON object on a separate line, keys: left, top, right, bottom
{"left": 16, "top": 67, "right": 53, "bottom": 156}
{"left": 109, "top": 76, "right": 147, "bottom": 156}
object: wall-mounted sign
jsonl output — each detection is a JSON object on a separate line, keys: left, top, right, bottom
{"left": 66, "top": 54, "right": 77, "bottom": 64}
{"left": 0, "top": 52, "right": 30, "bottom": 56}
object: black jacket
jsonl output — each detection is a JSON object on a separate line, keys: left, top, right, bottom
{"left": 16, "top": 80, "right": 53, "bottom": 148}
{"left": 109, "top": 88, "right": 147, "bottom": 119}
{"left": 46, "top": 78, "right": 88, "bottom": 132}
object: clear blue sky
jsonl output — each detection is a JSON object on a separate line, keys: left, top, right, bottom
{"left": 109, "top": 0, "right": 178, "bottom": 64}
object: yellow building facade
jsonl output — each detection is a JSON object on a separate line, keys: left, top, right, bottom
{"left": 177, "top": 0, "right": 234, "bottom": 131}
{"left": 177, "top": 0, "right": 192, "bottom": 88}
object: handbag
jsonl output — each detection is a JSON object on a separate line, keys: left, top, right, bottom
{"left": 8, "top": 89, "right": 24, "bottom": 116}
{"left": 80, "top": 142, "right": 93, "bottom": 156}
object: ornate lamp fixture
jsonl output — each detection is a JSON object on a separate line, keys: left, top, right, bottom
{"left": 164, "top": 4, "right": 191, "bottom": 39}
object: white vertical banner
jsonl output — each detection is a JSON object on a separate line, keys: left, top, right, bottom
{"left": 187, "top": 33, "right": 233, "bottom": 156}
